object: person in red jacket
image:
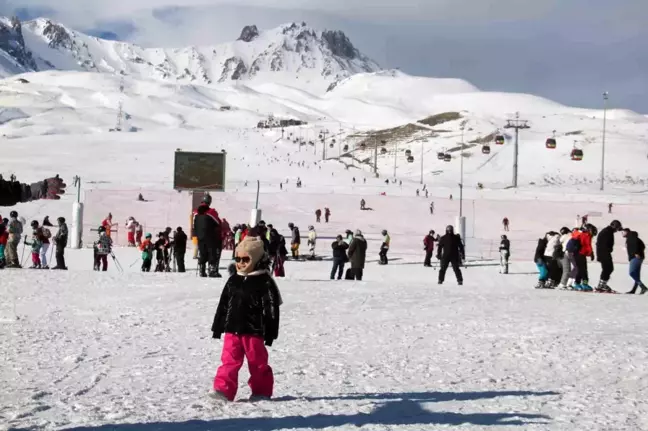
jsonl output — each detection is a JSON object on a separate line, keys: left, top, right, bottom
{"left": 423, "top": 230, "right": 438, "bottom": 267}
{"left": 0, "top": 223, "right": 8, "bottom": 268}
{"left": 572, "top": 225, "right": 596, "bottom": 290}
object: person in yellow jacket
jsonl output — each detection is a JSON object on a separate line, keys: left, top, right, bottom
{"left": 379, "top": 229, "right": 390, "bottom": 265}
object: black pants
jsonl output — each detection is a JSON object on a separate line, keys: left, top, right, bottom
{"left": 379, "top": 247, "right": 388, "bottom": 265}
{"left": 350, "top": 268, "right": 363, "bottom": 280}
{"left": 574, "top": 254, "right": 588, "bottom": 284}
{"left": 55, "top": 243, "right": 66, "bottom": 269}
{"left": 94, "top": 254, "right": 108, "bottom": 271}
{"left": 546, "top": 257, "right": 561, "bottom": 283}
{"left": 424, "top": 250, "right": 433, "bottom": 266}
{"left": 175, "top": 250, "right": 186, "bottom": 273}
{"left": 142, "top": 258, "right": 152, "bottom": 272}
{"left": 599, "top": 254, "right": 613, "bottom": 282}
{"left": 439, "top": 258, "right": 463, "bottom": 283}
{"left": 331, "top": 259, "right": 345, "bottom": 279}
{"left": 198, "top": 241, "right": 220, "bottom": 275}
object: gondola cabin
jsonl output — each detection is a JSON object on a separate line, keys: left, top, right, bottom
{"left": 405, "top": 149, "right": 412, "bottom": 156}
{"left": 343, "top": 144, "right": 349, "bottom": 151}
{"left": 482, "top": 145, "right": 491, "bottom": 155}
{"left": 407, "top": 156, "right": 415, "bottom": 163}
{"left": 437, "top": 152, "right": 445, "bottom": 160}
{"left": 380, "top": 147, "right": 388, "bottom": 155}
{"left": 495, "top": 135, "right": 505, "bottom": 145}
{"left": 571, "top": 149, "right": 584, "bottom": 161}
{"left": 443, "top": 154, "right": 452, "bottom": 162}
{"left": 546, "top": 138, "right": 557, "bottom": 149}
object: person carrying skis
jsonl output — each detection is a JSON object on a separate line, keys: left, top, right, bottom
{"left": 379, "top": 230, "right": 390, "bottom": 265}
{"left": 533, "top": 235, "right": 549, "bottom": 288}
{"left": 331, "top": 234, "right": 349, "bottom": 280}
{"left": 324, "top": 208, "right": 331, "bottom": 223}
{"left": 595, "top": 220, "right": 623, "bottom": 293}
{"left": 436, "top": 225, "right": 464, "bottom": 285}
{"left": 347, "top": 230, "right": 367, "bottom": 280}
{"left": 622, "top": 228, "right": 647, "bottom": 295}
{"left": 52, "top": 217, "right": 68, "bottom": 270}
{"left": 315, "top": 209, "right": 322, "bottom": 223}
{"left": 93, "top": 226, "right": 112, "bottom": 271}
{"left": 423, "top": 230, "right": 437, "bottom": 267}
{"left": 210, "top": 236, "right": 282, "bottom": 402}
{"left": 173, "top": 227, "right": 188, "bottom": 273}
{"left": 6, "top": 210, "right": 23, "bottom": 268}
{"left": 288, "top": 223, "right": 300, "bottom": 259}
{"left": 307, "top": 225, "right": 317, "bottom": 259}
{"left": 139, "top": 233, "right": 153, "bottom": 272}
{"left": 499, "top": 234, "right": 510, "bottom": 274}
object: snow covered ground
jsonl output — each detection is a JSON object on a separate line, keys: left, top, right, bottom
{"left": 2, "top": 249, "right": 648, "bottom": 431}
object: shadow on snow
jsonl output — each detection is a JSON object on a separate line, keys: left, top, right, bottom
{"left": 54, "top": 390, "right": 557, "bottom": 431}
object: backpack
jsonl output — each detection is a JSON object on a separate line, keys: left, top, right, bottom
{"left": 566, "top": 237, "right": 581, "bottom": 253}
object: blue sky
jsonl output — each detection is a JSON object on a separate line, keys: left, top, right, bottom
{"left": 3, "top": 0, "right": 647, "bottom": 113}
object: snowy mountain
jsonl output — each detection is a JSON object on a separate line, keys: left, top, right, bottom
{"left": 0, "top": 17, "right": 380, "bottom": 91}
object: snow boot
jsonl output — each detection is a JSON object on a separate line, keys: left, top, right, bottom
{"left": 572, "top": 284, "right": 583, "bottom": 291}
{"left": 544, "top": 279, "right": 556, "bottom": 289}
{"left": 641, "top": 285, "right": 648, "bottom": 295}
{"left": 534, "top": 280, "right": 546, "bottom": 289}
{"left": 249, "top": 394, "right": 271, "bottom": 402}
{"left": 208, "top": 391, "right": 229, "bottom": 402}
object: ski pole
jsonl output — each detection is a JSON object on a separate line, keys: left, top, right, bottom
{"left": 19, "top": 238, "right": 27, "bottom": 268}
{"left": 48, "top": 245, "right": 54, "bottom": 267}
{"left": 110, "top": 252, "right": 124, "bottom": 273}
{"left": 129, "top": 257, "right": 140, "bottom": 268}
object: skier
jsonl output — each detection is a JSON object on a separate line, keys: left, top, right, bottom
{"left": 31, "top": 220, "right": 52, "bottom": 269}
{"left": 0, "top": 223, "right": 7, "bottom": 269}
{"left": 360, "top": 199, "right": 366, "bottom": 210}
{"left": 324, "top": 208, "right": 331, "bottom": 223}
{"left": 315, "top": 209, "right": 322, "bottom": 223}
{"left": 135, "top": 221, "right": 143, "bottom": 246}
{"left": 52, "top": 217, "right": 68, "bottom": 270}
{"left": 153, "top": 232, "right": 168, "bottom": 272}
{"left": 543, "top": 231, "right": 561, "bottom": 288}
{"left": 436, "top": 225, "right": 465, "bottom": 285}
{"left": 499, "top": 234, "right": 510, "bottom": 274}
{"left": 268, "top": 228, "right": 288, "bottom": 277}
{"left": 93, "top": 226, "right": 112, "bottom": 271}
{"left": 288, "top": 223, "right": 301, "bottom": 259}
{"left": 102, "top": 213, "right": 116, "bottom": 239}
{"left": 353, "top": 177, "right": 356, "bottom": 183}
{"left": 557, "top": 227, "right": 572, "bottom": 289}
{"left": 307, "top": 225, "right": 317, "bottom": 259}
{"left": 331, "top": 235, "right": 349, "bottom": 280}
{"left": 347, "top": 230, "right": 367, "bottom": 280}
{"left": 25, "top": 229, "right": 42, "bottom": 269}
{"left": 140, "top": 233, "right": 153, "bottom": 272}
{"left": 0, "top": 174, "right": 66, "bottom": 207}
{"left": 125, "top": 217, "right": 137, "bottom": 247}
{"left": 194, "top": 203, "right": 222, "bottom": 278}
{"left": 502, "top": 217, "right": 510, "bottom": 232}
{"left": 379, "top": 230, "right": 390, "bottom": 265}
{"left": 425, "top": 189, "right": 429, "bottom": 198}
{"left": 210, "top": 236, "right": 282, "bottom": 402}
{"left": 534, "top": 235, "right": 549, "bottom": 289}
{"left": 416, "top": 189, "right": 420, "bottom": 197}
{"left": 423, "top": 230, "right": 437, "bottom": 267}
{"left": 430, "top": 202, "right": 434, "bottom": 215}
{"left": 6, "top": 211, "right": 23, "bottom": 268}
{"left": 173, "top": 227, "right": 188, "bottom": 273}
{"left": 344, "top": 229, "right": 354, "bottom": 245}
{"left": 363, "top": 178, "right": 366, "bottom": 184}
{"left": 595, "top": 220, "right": 623, "bottom": 293}
{"left": 622, "top": 228, "right": 647, "bottom": 294}
{"left": 608, "top": 203, "right": 613, "bottom": 214}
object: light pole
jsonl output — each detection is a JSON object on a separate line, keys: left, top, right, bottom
{"left": 319, "top": 129, "right": 329, "bottom": 160}
{"left": 393, "top": 139, "right": 398, "bottom": 179}
{"left": 420, "top": 139, "right": 424, "bottom": 184}
{"left": 600, "top": 91, "right": 609, "bottom": 191}
{"left": 504, "top": 112, "right": 530, "bottom": 188}
{"left": 459, "top": 121, "right": 466, "bottom": 218}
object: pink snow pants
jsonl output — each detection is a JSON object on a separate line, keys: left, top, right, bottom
{"left": 214, "top": 333, "right": 274, "bottom": 401}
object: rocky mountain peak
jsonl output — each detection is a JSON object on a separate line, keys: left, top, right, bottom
{"left": 0, "top": 16, "right": 37, "bottom": 70}
{"left": 42, "top": 19, "right": 73, "bottom": 49}
{"left": 321, "top": 30, "right": 357, "bottom": 59}
{"left": 238, "top": 25, "right": 259, "bottom": 42}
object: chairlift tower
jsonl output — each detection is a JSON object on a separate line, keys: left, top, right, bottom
{"left": 504, "top": 112, "right": 530, "bottom": 188}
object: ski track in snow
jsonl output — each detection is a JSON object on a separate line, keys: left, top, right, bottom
{"left": 2, "top": 253, "right": 648, "bottom": 430}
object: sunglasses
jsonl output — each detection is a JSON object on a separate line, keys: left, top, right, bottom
{"left": 235, "top": 256, "right": 251, "bottom": 263}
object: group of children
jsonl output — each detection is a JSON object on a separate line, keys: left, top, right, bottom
{"left": 137, "top": 227, "right": 188, "bottom": 273}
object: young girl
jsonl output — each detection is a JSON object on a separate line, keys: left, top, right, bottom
{"left": 26, "top": 229, "right": 43, "bottom": 269}
{"left": 139, "top": 233, "right": 153, "bottom": 272}
{"left": 210, "top": 236, "right": 282, "bottom": 402}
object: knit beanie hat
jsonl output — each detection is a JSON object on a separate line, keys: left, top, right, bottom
{"left": 236, "top": 236, "right": 266, "bottom": 267}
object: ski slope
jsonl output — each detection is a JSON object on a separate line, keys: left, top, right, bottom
{"left": 2, "top": 250, "right": 648, "bottom": 430}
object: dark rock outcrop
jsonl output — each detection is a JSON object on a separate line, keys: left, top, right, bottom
{"left": 238, "top": 25, "right": 259, "bottom": 42}
{"left": 322, "top": 30, "right": 357, "bottom": 59}
{"left": 0, "top": 17, "right": 37, "bottom": 70}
